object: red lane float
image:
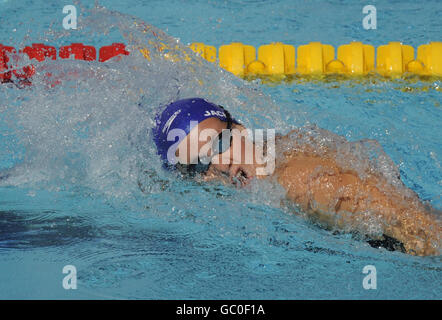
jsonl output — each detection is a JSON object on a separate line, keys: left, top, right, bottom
{"left": 15, "top": 43, "right": 58, "bottom": 80}
{"left": 0, "top": 42, "right": 130, "bottom": 84}
{"left": 0, "top": 44, "right": 15, "bottom": 82}
{"left": 99, "top": 43, "right": 130, "bottom": 62}
{"left": 23, "top": 43, "right": 57, "bottom": 62}
{"left": 59, "top": 43, "right": 96, "bottom": 61}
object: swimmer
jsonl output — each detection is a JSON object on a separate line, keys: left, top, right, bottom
{"left": 152, "top": 98, "right": 441, "bottom": 256}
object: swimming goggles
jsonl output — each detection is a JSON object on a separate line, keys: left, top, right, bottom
{"left": 176, "top": 105, "right": 233, "bottom": 176}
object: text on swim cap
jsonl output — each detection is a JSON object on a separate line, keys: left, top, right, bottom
{"left": 204, "top": 110, "right": 226, "bottom": 118}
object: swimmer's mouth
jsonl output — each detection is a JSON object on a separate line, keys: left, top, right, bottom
{"left": 200, "top": 166, "right": 251, "bottom": 187}
{"left": 213, "top": 165, "right": 252, "bottom": 187}
{"left": 230, "top": 170, "right": 250, "bottom": 187}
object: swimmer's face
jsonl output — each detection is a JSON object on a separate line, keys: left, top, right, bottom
{"left": 175, "top": 117, "right": 265, "bottom": 185}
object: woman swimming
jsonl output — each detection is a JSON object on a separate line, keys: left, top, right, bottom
{"left": 152, "top": 98, "right": 441, "bottom": 256}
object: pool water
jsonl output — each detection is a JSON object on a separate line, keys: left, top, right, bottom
{"left": 0, "top": 0, "right": 441, "bottom": 299}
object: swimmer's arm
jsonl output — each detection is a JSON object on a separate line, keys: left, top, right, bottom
{"left": 275, "top": 156, "right": 441, "bottom": 256}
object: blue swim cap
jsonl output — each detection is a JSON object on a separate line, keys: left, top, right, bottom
{"left": 152, "top": 97, "right": 240, "bottom": 166}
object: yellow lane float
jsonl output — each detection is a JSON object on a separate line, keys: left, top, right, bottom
{"left": 256, "top": 42, "right": 295, "bottom": 75}
{"left": 337, "top": 41, "right": 374, "bottom": 75}
{"left": 376, "top": 42, "right": 414, "bottom": 77}
{"left": 297, "top": 42, "right": 335, "bottom": 75}
{"left": 218, "top": 42, "right": 255, "bottom": 76}
{"left": 417, "top": 42, "right": 442, "bottom": 76}
{"left": 189, "top": 41, "right": 442, "bottom": 79}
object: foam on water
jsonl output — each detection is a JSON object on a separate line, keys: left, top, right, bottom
{"left": 0, "top": 7, "right": 297, "bottom": 256}
{"left": 0, "top": 7, "right": 281, "bottom": 196}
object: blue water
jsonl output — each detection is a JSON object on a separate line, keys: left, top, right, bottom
{"left": 0, "top": 0, "right": 441, "bottom": 299}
